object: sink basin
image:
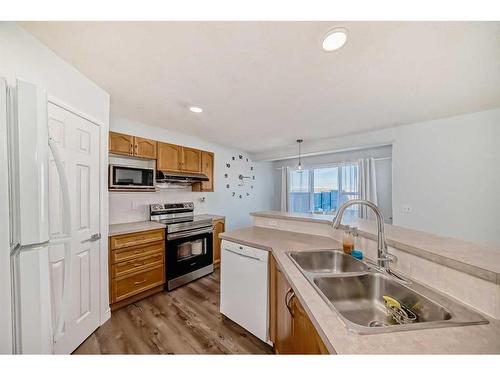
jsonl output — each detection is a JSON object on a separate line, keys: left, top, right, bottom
{"left": 288, "top": 250, "right": 369, "bottom": 274}
{"left": 286, "top": 249, "right": 488, "bottom": 334}
{"left": 313, "top": 273, "right": 488, "bottom": 334}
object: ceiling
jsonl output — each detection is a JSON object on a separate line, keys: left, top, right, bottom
{"left": 21, "top": 22, "right": 500, "bottom": 156}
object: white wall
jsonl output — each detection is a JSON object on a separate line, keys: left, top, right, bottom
{"left": 0, "top": 22, "right": 111, "bottom": 339}
{"left": 374, "top": 157, "right": 393, "bottom": 223}
{"left": 273, "top": 145, "right": 393, "bottom": 223}
{"left": 392, "top": 109, "right": 500, "bottom": 246}
{"left": 109, "top": 117, "right": 276, "bottom": 231}
{"left": 270, "top": 108, "right": 500, "bottom": 247}
{"left": 0, "top": 23, "right": 109, "bottom": 124}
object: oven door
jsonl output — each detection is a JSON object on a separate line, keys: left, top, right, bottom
{"left": 109, "top": 165, "right": 155, "bottom": 189}
{"left": 166, "top": 227, "right": 213, "bottom": 280}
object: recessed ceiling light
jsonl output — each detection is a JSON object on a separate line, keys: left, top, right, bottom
{"left": 189, "top": 106, "right": 203, "bottom": 113}
{"left": 322, "top": 28, "right": 347, "bottom": 52}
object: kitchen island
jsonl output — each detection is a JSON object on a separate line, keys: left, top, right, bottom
{"left": 220, "top": 225, "right": 500, "bottom": 354}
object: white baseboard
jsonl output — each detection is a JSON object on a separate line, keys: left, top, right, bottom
{"left": 101, "top": 307, "right": 111, "bottom": 325}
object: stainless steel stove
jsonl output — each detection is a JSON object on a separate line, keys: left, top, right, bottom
{"left": 150, "top": 202, "right": 214, "bottom": 290}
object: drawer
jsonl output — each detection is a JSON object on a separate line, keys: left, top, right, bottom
{"left": 112, "top": 252, "right": 164, "bottom": 278}
{"left": 111, "top": 265, "right": 165, "bottom": 303}
{"left": 111, "top": 240, "right": 164, "bottom": 264}
{"left": 110, "top": 229, "right": 165, "bottom": 250}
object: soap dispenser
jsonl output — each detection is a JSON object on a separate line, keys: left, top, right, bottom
{"left": 350, "top": 227, "right": 364, "bottom": 260}
{"left": 342, "top": 226, "right": 354, "bottom": 255}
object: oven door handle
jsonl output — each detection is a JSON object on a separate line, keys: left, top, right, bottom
{"left": 167, "top": 227, "right": 213, "bottom": 240}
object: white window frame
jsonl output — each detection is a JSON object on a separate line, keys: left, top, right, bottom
{"left": 288, "top": 161, "right": 359, "bottom": 215}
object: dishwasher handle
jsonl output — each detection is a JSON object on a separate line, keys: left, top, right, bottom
{"left": 223, "top": 247, "right": 262, "bottom": 261}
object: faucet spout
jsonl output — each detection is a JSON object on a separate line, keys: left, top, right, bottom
{"left": 332, "top": 199, "right": 394, "bottom": 271}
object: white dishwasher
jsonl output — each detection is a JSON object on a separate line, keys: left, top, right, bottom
{"left": 220, "top": 240, "right": 269, "bottom": 342}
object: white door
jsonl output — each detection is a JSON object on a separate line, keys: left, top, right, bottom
{"left": 47, "top": 102, "right": 100, "bottom": 354}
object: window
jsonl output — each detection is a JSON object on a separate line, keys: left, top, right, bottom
{"left": 289, "top": 169, "right": 311, "bottom": 213}
{"left": 289, "top": 163, "right": 359, "bottom": 216}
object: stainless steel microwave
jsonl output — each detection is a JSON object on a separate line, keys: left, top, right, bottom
{"left": 109, "top": 164, "right": 155, "bottom": 190}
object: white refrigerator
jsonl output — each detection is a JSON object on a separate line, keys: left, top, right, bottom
{"left": 0, "top": 78, "right": 13, "bottom": 354}
{"left": 0, "top": 78, "right": 75, "bottom": 354}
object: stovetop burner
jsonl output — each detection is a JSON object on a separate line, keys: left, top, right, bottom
{"left": 150, "top": 202, "right": 213, "bottom": 233}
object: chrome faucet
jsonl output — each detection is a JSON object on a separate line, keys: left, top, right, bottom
{"left": 332, "top": 199, "right": 396, "bottom": 272}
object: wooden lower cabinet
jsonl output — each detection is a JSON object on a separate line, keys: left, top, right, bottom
{"left": 212, "top": 218, "right": 225, "bottom": 267}
{"left": 110, "top": 229, "right": 164, "bottom": 250}
{"left": 270, "top": 255, "right": 329, "bottom": 354}
{"left": 112, "top": 266, "right": 164, "bottom": 303}
{"left": 109, "top": 229, "right": 166, "bottom": 311}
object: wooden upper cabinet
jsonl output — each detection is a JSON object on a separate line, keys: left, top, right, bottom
{"left": 109, "top": 132, "right": 134, "bottom": 156}
{"left": 181, "top": 147, "right": 202, "bottom": 173}
{"left": 157, "top": 142, "right": 183, "bottom": 172}
{"left": 109, "top": 132, "right": 156, "bottom": 159}
{"left": 134, "top": 137, "right": 157, "bottom": 159}
{"left": 193, "top": 151, "right": 214, "bottom": 192}
{"left": 110, "top": 132, "right": 214, "bottom": 189}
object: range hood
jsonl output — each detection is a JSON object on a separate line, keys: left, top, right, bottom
{"left": 156, "top": 170, "right": 209, "bottom": 188}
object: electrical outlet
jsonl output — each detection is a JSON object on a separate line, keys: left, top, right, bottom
{"left": 402, "top": 205, "right": 412, "bottom": 214}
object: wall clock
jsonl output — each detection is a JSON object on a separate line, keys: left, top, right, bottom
{"left": 224, "top": 154, "right": 255, "bottom": 199}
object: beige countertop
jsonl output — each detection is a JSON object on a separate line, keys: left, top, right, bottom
{"left": 206, "top": 214, "right": 226, "bottom": 221}
{"left": 251, "top": 211, "right": 500, "bottom": 284}
{"left": 109, "top": 221, "right": 166, "bottom": 236}
{"left": 220, "top": 226, "right": 500, "bottom": 354}
{"left": 109, "top": 215, "right": 225, "bottom": 237}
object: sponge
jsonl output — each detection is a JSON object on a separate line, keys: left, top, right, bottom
{"left": 383, "top": 295, "right": 401, "bottom": 309}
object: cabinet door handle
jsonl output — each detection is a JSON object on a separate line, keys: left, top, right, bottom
{"left": 285, "top": 287, "right": 295, "bottom": 317}
{"left": 134, "top": 279, "right": 147, "bottom": 285}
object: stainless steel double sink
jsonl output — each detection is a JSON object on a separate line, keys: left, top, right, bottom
{"left": 287, "top": 250, "right": 488, "bottom": 334}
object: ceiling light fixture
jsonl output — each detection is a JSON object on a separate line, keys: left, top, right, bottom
{"left": 189, "top": 106, "right": 203, "bottom": 113}
{"left": 296, "top": 139, "right": 304, "bottom": 172}
{"left": 322, "top": 28, "right": 347, "bottom": 52}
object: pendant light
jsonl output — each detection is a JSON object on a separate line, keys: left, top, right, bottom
{"left": 296, "top": 139, "right": 304, "bottom": 172}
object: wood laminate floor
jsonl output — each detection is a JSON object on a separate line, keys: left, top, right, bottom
{"left": 73, "top": 269, "right": 274, "bottom": 354}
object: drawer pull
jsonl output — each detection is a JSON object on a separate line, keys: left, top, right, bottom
{"left": 134, "top": 279, "right": 148, "bottom": 285}
{"left": 133, "top": 262, "right": 145, "bottom": 267}
{"left": 285, "top": 287, "right": 295, "bottom": 317}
